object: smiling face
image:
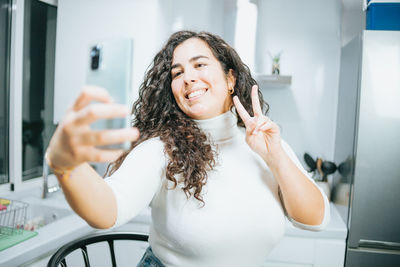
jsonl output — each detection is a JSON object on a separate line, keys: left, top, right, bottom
{"left": 170, "top": 38, "right": 235, "bottom": 120}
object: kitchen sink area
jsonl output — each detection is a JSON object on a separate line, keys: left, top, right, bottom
{"left": 23, "top": 203, "right": 72, "bottom": 231}
{"left": 0, "top": 197, "right": 73, "bottom": 252}
{"left": 0, "top": 172, "right": 152, "bottom": 267}
{"left": 0, "top": 186, "right": 95, "bottom": 267}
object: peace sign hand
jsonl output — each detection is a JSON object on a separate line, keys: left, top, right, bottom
{"left": 233, "top": 85, "right": 283, "bottom": 164}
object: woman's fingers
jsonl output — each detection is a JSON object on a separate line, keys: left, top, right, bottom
{"left": 85, "top": 147, "right": 126, "bottom": 163}
{"left": 233, "top": 85, "right": 263, "bottom": 130}
{"left": 245, "top": 119, "right": 257, "bottom": 136}
{"left": 80, "top": 128, "right": 139, "bottom": 147}
{"left": 73, "top": 86, "right": 113, "bottom": 111}
{"left": 257, "top": 119, "right": 273, "bottom": 133}
{"left": 48, "top": 86, "right": 133, "bottom": 169}
{"left": 251, "top": 85, "right": 262, "bottom": 116}
{"left": 252, "top": 116, "right": 274, "bottom": 135}
{"left": 233, "top": 96, "right": 252, "bottom": 127}
{"left": 74, "top": 103, "right": 130, "bottom": 125}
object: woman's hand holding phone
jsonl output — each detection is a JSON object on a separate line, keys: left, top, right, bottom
{"left": 47, "top": 86, "right": 140, "bottom": 171}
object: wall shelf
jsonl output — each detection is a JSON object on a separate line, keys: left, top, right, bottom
{"left": 254, "top": 74, "right": 292, "bottom": 88}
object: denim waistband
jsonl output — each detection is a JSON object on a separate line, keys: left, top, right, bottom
{"left": 137, "top": 246, "right": 165, "bottom": 267}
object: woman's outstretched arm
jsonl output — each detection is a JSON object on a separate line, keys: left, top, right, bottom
{"left": 56, "top": 163, "right": 117, "bottom": 229}
{"left": 46, "top": 86, "right": 139, "bottom": 229}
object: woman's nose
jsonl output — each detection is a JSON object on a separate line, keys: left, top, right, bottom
{"left": 183, "top": 68, "right": 197, "bottom": 84}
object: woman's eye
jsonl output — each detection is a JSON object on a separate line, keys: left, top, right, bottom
{"left": 196, "top": 63, "right": 206, "bottom": 68}
{"left": 172, "top": 71, "right": 182, "bottom": 78}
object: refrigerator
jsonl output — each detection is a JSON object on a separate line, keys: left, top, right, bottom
{"left": 332, "top": 30, "right": 400, "bottom": 266}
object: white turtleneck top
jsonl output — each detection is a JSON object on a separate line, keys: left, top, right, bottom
{"left": 104, "top": 111, "right": 330, "bottom": 267}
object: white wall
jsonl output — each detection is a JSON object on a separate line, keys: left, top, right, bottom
{"left": 158, "top": 0, "right": 225, "bottom": 35}
{"left": 254, "top": 0, "right": 342, "bottom": 161}
{"left": 54, "top": 0, "right": 227, "bottom": 123}
{"left": 54, "top": 0, "right": 160, "bottom": 122}
{"left": 54, "top": 0, "right": 343, "bottom": 162}
{"left": 341, "top": 0, "right": 365, "bottom": 46}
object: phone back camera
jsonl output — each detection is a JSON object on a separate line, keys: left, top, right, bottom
{"left": 90, "top": 45, "right": 101, "bottom": 70}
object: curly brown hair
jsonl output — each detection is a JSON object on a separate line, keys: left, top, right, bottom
{"left": 106, "top": 30, "right": 269, "bottom": 205}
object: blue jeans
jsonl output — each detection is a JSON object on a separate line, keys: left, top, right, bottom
{"left": 137, "top": 246, "right": 165, "bottom": 267}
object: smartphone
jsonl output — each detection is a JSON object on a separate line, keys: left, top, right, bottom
{"left": 86, "top": 39, "right": 133, "bottom": 150}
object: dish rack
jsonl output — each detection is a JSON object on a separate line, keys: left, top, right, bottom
{"left": 0, "top": 198, "right": 28, "bottom": 236}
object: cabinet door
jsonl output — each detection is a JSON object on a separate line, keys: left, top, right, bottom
{"left": 264, "top": 236, "right": 345, "bottom": 267}
{"left": 265, "top": 237, "right": 314, "bottom": 264}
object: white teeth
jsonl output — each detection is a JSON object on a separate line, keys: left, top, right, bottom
{"left": 187, "top": 89, "right": 206, "bottom": 99}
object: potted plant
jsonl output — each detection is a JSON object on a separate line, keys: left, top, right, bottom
{"left": 268, "top": 50, "right": 282, "bottom": 75}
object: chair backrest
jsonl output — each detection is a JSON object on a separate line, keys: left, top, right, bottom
{"left": 47, "top": 231, "right": 149, "bottom": 267}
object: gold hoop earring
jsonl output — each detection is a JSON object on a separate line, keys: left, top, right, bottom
{"left": 228, "top": 87, "right": 235, "bottom": 95}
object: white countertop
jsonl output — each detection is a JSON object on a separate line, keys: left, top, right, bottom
{"left": 285, "top": 202, "right": 347, "bottom": 239}
{"left": 0, "top": 189, "right": 347, "bottom": 267}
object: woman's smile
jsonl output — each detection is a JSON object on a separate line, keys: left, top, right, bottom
{"left": 186, "top": 87, "right": 208, "bottom": 100}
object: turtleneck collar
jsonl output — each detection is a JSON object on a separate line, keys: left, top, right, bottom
{"left": 193, "top": 110, "right": 240, "bottom": 144}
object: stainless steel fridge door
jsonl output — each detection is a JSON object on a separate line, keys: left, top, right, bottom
{"left": 348, "top": 30, "right": 400, "bottom": 250}
{"left": 332, "top": 34, "right": 362, "bottom": 222}
{"left": 346, "top": 249, "right": 400, "bottom": 267}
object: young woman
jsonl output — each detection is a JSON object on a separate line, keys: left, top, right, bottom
{"left": 46, "top": 31, "right": 329, "bottom": 267}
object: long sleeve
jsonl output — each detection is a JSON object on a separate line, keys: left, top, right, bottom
{"left": 104, "top": 138, "right": 166, "bottom": 228}
{"left": 279, "top": 140, "right": 330, "bottom": 231}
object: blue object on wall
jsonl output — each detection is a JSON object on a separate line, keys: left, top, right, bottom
{"left": 366, "top": 1, "right": 400, "bottom": 30}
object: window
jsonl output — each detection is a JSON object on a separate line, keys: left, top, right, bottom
{"left": 22, "top": 0, "right": 57, "bottom": 181}
{"left": 0, "top": 0, "right": 11, "bottom": 185}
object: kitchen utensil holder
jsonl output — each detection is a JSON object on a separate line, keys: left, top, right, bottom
{"left": 0, "top": 198, "right": 28, "bottom": 236}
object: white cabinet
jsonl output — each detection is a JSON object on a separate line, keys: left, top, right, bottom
{"left": 262, "top": 204, "right": 347, "bottom": 267}
{"left": 263, "top": 236, "right": 346, "bottom": 267}
{"left": 264, "top": 263, "right": 312, "bottom": 267}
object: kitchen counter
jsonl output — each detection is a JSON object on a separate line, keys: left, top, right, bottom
{"left": 0, "top": 189, "right": 91, "bottom": 267}
{"left": 0, "top": 188, "right": 347, "bottom": 267}
{"left": 285, "top": 202, "right": 348, "bottom": 239}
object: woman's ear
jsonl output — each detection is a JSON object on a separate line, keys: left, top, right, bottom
{"left": 227, "top": 69, "right": 236, "bottom": 89}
